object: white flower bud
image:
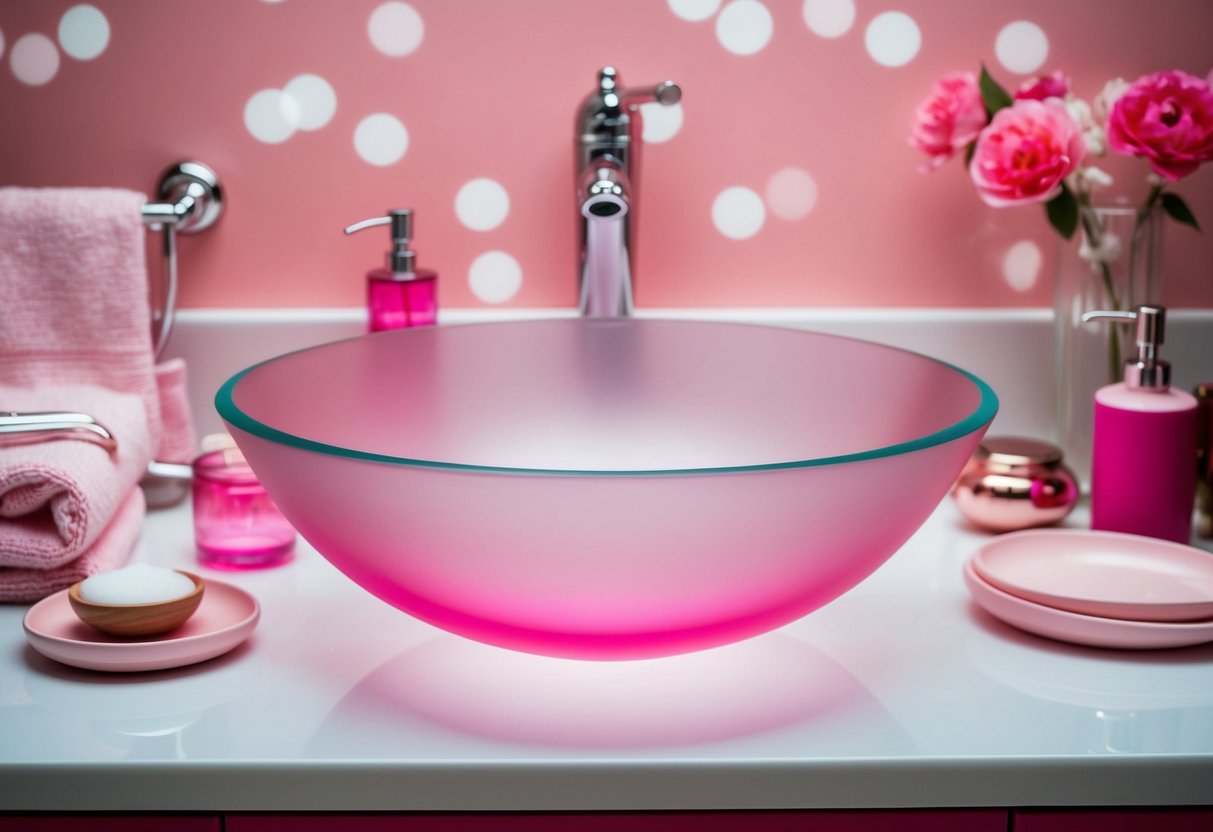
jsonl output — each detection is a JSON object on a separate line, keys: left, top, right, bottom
{"left": 1093, "top": 78, "right": 1129, "bottom": 123}
{"left": 1083, "top": 127, "right": 1107, "bottom": 156}
{"left": 1065, "top": 97, "right": 1094, "bottom": 127}
{"left": 1080, "top": 166, "right": 1114, "bottom": 189}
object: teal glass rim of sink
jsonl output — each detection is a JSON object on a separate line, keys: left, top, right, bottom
{"left": 215, "top": 318, "right": 999, "bottom": 477}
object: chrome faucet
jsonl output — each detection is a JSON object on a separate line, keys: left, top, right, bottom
{"left": 576, "top": 67, "right": 681, "bottom": 317}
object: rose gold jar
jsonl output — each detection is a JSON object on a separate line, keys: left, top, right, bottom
{"left": 951, "top": 437, "right": 1078, "bottom": 532}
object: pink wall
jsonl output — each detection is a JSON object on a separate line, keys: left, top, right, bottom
{"left": 1, "top": 0, "right": 1210, "bottom": 310}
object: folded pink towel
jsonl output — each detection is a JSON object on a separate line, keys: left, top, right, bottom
{"left": 0, "top": 487, "right": 144, "bottom": 603}
{"left": 0, "top": 384, "right": 152, "bottom": 569}
{"left": 0, "top": 187, "right": 178, "bottom": 599}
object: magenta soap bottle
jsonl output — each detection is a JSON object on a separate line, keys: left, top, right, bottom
{"left": 192, "top": 439, "right": 297, "bottom": 570}
{"left": 1085, "top": 306, "right": 1198, "bottom": 543}
{"left": 344, "top": 208, "right": 437, "bottom": 332}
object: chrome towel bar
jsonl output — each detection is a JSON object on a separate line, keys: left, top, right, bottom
{"left": 0, "top": 411, "right": 118, "bottom": 454}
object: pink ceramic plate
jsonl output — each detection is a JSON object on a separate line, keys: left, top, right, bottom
{"left": 963, "top": 559, "right": 1213, "bottom": 650}
{"left": 23, "top": 578, "right": 259, "bottom": 672}
{"left": 971, "top": 529, "right": 1213, "bottom": 622}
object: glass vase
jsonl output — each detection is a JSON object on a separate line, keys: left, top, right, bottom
{"left": 1054, "top": 202, "right": 1163, "bottom": 490}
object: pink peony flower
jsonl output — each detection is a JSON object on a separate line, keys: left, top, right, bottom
{"left": 969, "top": 99, "right": 1086, "bottom": 206}
{"left": 909, "top": 72, "right": 988, "bottom": 170}
{"left": 1106, "top": 70, "right": 1213, "bottom": 180}
{"left": 1015, "top": 71, "right": 1069, "bottom": 102}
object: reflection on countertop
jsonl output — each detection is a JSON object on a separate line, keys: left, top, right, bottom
{"left": 304, "top": 633, "right": 914, "bottom": 755}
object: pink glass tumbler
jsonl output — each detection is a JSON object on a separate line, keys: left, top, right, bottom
{"left": 192, "top": 447, "right": 296, "bottom": 569}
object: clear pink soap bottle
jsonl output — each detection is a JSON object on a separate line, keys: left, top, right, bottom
{"left": 1084, "top": 305, "right": 1198, "bottom": 543}
{"left": 344, "top": 209, "right": 437, "bottom": 332}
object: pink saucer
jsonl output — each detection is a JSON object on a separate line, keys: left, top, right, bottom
{"left": 963, "top": 559, "right": 1213, "bottom": 650}
{"left": 23, "top": 578, "right": 259, "bottom": 672}
{"left": 971, "top": 529, "right": 1213, "bottom": 622}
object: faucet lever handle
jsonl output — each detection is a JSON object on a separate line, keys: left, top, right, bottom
{"left": 595, "top": 67, "right": 681, "bottom": 112}
{"left": 620, "top": 81, "right": 682, "bottom": 110}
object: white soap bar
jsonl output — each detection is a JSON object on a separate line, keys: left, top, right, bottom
{"left": 79, "top": 563, "right": 195, "bottom": 605}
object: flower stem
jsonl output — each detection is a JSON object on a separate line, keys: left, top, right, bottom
{"left": 1126, "top": 183, "right": 1163, "bottom": 284}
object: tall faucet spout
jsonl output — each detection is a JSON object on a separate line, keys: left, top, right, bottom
{"left": 575, "top": 67, "right": 679, "bottom": 318}
{"left": 580, "top": 215, "right": 632, "bottom": 318}
{"left": 579, "top": 160, "right": 632, "bottom": 317}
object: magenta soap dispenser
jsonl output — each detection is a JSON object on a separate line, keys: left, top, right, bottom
{"left": 344, "top": 209, "right": 438, "bottom": 332}
{"left": 1083, "top": 305, "right": 1198, "bottom": 543}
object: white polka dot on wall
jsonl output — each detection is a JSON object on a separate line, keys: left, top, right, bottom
{"left": 244, "top": 74, "right": 339, "bottom": 144}
{"left": 803, "top": 0, "right": 855, "bottom": 39}
{"left": 10, "top": 34, "right": 60, "bottom": 86}
{"left": 469, "top": 251, "right": 523, "bottom": 304}
{"left": 712, "top": 186, "right": 766, "bottom": 240}
{"left": 716, "top": 0, "right": 773, "bottom": 56}
{"left": 864, "top": 11, "right": 921, "bottom": 68}
{"left": 369, "top": 1, "right": 424, "bottom": 57}
{"left": 668, "top": 0, "right": 722, "bottom": 22}
{"left": 1002, "top": 240, "right": 1042, "bottom": 292}
{"left": 640, "top": 101, "right": 683, "bottom": 143}
{"left": 244, "top": 88, "right": 300, "bottom": 144}
{"left": 455, "top": 179, "right": 511, "bottom": 232}
{"left": 354, "top": 113, "right": 409, "bottom": 166}
{"left": 995, "top": 21, "right": 1048, "bottom": 75}
{"left": 764, "top": 168, "right": 817, "bottom": 221}
{"left": 58, "top": 5, "right": 109, "bottom": 61}
{"left": 283, "top": 74, "right": 337, "bottom": 131}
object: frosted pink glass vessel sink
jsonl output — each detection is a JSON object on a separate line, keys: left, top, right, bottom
{"left": 217, "top": 319, "right": 997, "bottom": 659}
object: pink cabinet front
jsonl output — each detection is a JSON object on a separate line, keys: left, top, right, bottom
{"left": 1012, "top": 808, "right": 1213, "bottom": 831}
{"left": 226, "top": 809, "right": 1007, "bottom": 831}
{"left": 0, "top": 817, "right": 220, "bottom": 832}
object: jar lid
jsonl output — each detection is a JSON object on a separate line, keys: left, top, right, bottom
{"left": 978, "top": 437, "right": 1064, "bottom": 468}
{"left": 192, "top": 446, "right": 259, "bottom": 485}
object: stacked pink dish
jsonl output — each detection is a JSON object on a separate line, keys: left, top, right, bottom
{"left": 964, "top": 529, "right": 1213, "bottom": 649}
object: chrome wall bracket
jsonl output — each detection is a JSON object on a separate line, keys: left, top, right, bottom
{"left": 141, "top": 161, "right": 224, "bottom": 233}
{"left": 140, "top": 161, "right": 225, "bottom": 358}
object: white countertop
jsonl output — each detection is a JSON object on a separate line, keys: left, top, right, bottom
{"left": 2, "top": 496, "right": 1211, "bottom": 813}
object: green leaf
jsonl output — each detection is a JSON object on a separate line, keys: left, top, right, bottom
{"left": 1046, "top": 183, "right": 1079, "bottom": 240}
{"left": 1161, "top": 192, "right": 1200, "bottom": 231}
{"left": 979, "top": 64, "right": 1014, "bottom": 118}
{"left": 963, "top": 141, "right": 976, "bottom": 167}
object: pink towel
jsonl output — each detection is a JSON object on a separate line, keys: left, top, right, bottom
{"left": 154, "top": 358, "right": 197, "bottom": 464}
{"left": 0, "top": 488, "right": 144, "bottom": 603}
{"left": 0, "top": 187, "right": 183, "bottom": 600}
{"left": 0, "top": 188, "right": 161, "bottom": 430}
{"left": 0, "top": 384, "right": 152, "bottom": 568}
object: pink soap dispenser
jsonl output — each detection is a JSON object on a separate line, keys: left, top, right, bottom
{"left": 1083, "top": 305, "right": 1198, "bottom": 543}
{"left": 344, "top": 209, "right": 437, "bottom": 332}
